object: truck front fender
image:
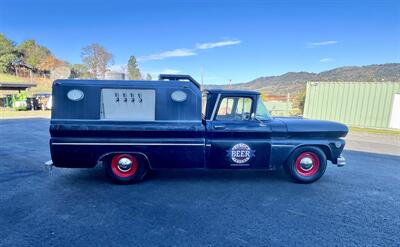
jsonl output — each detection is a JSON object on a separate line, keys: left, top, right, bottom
{"left": 270, "top": 139, "right": 345, "bottom": 169}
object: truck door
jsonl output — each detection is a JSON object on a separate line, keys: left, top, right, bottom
{"left": 206, "top": 95, "right": 272, "bottom": 169}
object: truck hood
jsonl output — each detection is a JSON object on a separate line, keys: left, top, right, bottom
{"left": 275, "top": 117, "right": 348, "bottom": 138}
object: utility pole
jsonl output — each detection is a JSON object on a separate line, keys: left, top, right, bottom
{"left": 229, "top": 79, "right": 232, "bottom": 89}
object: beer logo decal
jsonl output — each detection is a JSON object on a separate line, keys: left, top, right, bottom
{"left": 227, "top": 143, "right": 255, "bottom": 164}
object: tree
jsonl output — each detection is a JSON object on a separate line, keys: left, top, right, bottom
{"left": 127, "top": 55, "right": 141, "bottom": 80}
{"left": 69, "top": 63, "right": 91, "bottom": 78}
{"left": 17, "top": 40, "right": 50, "bottom": 69}
{"left": 81, "top": 43, "right": 113, "bottom": 79}
{"left": 0, "top": 53, "right": 19, "bottom": 74}
{"left": 290, "top": 89, "right": 306, "bottom": 116}
{"left": 38, "top": 55, "right": 64, "bottom": 72}
{"left": 145, "top": 73, "right": 152, "bottom": 80}
{"left": 0, "top": 33, "right": 20, "bottom": 73}
{"left": 50, "top": 66, "right": 71, "bottom": 80}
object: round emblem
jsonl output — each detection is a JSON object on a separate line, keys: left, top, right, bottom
{"left": 229, "top": 143, "right": 254, "bottom": 164}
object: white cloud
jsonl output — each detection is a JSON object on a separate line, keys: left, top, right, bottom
{"left": 138, "top": 49, "right": 196, "bottom": 61}
{"left": 196, "top": 39, "right": 242, "bottom": 49}
{"left": 138, "top": 39, "right": 242, "bottom": 62}
{"left": 320, "top": 58, "right": 334, "bottom": 62}
{"left": 308, "top": 40, "right": 339, "bottom": 47}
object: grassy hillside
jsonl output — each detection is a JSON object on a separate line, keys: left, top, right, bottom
{"left": 206, "top": 63, "right": 400, "bottom": 95}
{"left": 0, "top": 73, "right": 52, "bottom": 94}
{"left": 0, "top": 73, "right": 31, "bottom": 83}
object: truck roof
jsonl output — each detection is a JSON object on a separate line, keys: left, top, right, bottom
{"left": 203, "top": 89, "right": 260, "bottom": 95}
{"left": 54, "top": 79, "right": 193, "bottom": 87}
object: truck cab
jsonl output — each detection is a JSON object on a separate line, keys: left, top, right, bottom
{"left": 49, "top": 75, "right": 347, "bottom": 184}
{"left": 202, "top": 89, "right": 273, "bottom": 169}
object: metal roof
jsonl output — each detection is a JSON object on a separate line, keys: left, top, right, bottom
{"left": 0, "top": 82, "right": 37, "bottom": 91}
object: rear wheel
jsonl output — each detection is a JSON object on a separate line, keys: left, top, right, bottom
{"left": 284, "top": 146, "right": 327, "bottom": 183}
{"left": 105, "top": 153, "right": 148, "bottom": 184}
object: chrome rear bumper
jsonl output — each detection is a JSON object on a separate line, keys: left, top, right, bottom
{"left": 44, "top": 160, "right": 53, "bottom": 172}
{"left": 337, "top": 155, "right": 346, "bottom": 167}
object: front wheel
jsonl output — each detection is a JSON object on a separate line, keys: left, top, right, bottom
{"left": 105, "top": 153, "right": 148, "bottom": 184}
{"left": 284, "top": 146, "right": 327, "bottom": 183}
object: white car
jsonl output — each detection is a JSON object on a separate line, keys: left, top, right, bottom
{"left": 46, "top": 96, "right": 52, "bottom": 110}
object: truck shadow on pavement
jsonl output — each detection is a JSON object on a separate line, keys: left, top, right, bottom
{"left": 147, "top": 169, "right": 288, "bottom": 183}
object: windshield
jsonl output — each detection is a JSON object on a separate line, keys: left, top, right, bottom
{"left": 256, "top": 99, "right": 272, "bottom": 120}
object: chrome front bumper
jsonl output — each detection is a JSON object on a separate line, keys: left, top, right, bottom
{"left": 337, "top": 155, "right": 346, "bottom": 167}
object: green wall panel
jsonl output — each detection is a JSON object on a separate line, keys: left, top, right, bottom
{"left": 303, "top": 82, "right": 400, "bottom": 129}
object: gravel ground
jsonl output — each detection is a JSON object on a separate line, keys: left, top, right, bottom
{"left": 0, "top": 118, "right": 399, "bottom": 246}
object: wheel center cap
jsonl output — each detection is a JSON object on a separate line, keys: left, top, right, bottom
{"left": 300, "top": 157, "right": 313, "bottom": 171}
{"left": 117, "top": 157, "right": 132, "bottom": 172}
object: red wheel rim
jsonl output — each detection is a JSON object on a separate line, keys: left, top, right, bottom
{"left": 295, "top": 152, "right": 320, "bottom": 177}
{"left": 111, "top": 154, "right": 138, "bottom": 178}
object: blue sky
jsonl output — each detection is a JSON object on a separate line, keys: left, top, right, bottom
{"left": 1, "top": 0, "right": 399, "bottom": 84}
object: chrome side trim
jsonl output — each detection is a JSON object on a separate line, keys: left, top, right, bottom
{"left": 51, "top": 119, "right": 203, "bottom": 123}
{"left": 210, "top": 93, "right": 221, "bottom": 120}
{"left": 271, "top": 144, "right": 295, "bottom": 147}
{"left": 52, "top": 142, "right": 204, "bottom": 146}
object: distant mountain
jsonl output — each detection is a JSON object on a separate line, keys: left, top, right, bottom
{"left": 206, "top": 63, "right": 400, "bottom": 95}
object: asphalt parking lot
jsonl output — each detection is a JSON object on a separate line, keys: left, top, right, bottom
{"left": 0, "top": 118, "right": 399, "bottom": 246}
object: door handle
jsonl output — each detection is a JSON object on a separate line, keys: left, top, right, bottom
{"left": 214, "top": 125, "right": 226, "bottom": 130}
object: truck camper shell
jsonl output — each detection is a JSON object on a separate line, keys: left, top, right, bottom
{"left": 51, "top": 75, "right": 202, "bottom": 121}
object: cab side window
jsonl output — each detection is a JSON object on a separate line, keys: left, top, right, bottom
{"left": 236, "top": 97, "right": 252, "bottom": 118}
{"left": 216, "top": 97, "right": 253, "bottom": 120}
{"left": 216, "top": 97, "right": 234, "bottom": 119}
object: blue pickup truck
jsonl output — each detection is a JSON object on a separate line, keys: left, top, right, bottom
{"left": 49, "top": 74, "right": 347, "bottom": 184}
